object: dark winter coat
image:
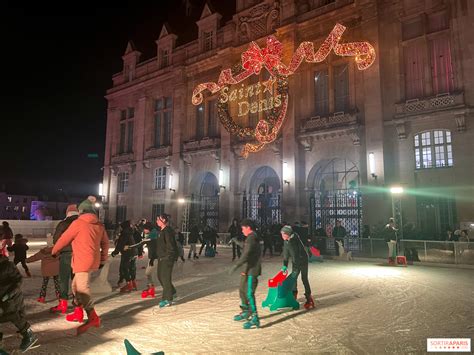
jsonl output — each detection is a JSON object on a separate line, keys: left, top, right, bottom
{"left": 228, "top": 224, "right": 243, "bottom": 241}
{"left": 188, "top": 227, "right": 201, "bottom": 244}
{"left": 283, "top": 232, "right": 309, "bottom": 268}
{"left": 234, "top": 231, "right": 261, "bottom": 276}
{"left": 53, "top": 214, "right": 79, "bottom": 253}
{"left": 7, "top": 241, "right": 29, "bottom": 261}
{"left": 333, "top": 226, "right": 347, "bottom": 239}
{"left": 112, "top": 227, "right": 138, "bottom": 258}
{"left": 0, "top": 256, "right": 22, "bottom": 300}
{"left": 156, "top": 225, "right": 179, "bottom": 262}
{"left": 177, "top": 232, "right": 185, "bottom": 245}
{"left": 383, "top": 225, "right": 398, "bottom": 242}
{"left": 1, "top": 226, "right": 13, "bottom": 240}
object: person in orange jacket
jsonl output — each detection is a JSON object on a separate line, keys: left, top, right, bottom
{"left": 52, "top": 196, "right": 109, "bottom": 336}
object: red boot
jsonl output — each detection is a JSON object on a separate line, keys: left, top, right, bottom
{"left": 141, "top": 285, "right": 155, "bottom": 299}
{"left": 304, "top": 295, "right": 315, "bottom": 310}
{"left": 50, "top": 299, "right": 68, "bottom": 314}
{"left": 131, "top": 280, "right": 138, "bottom": 291}
{"left": 37, "top": 297, "right": 46, "bottom": 303}
{"left": 77, "top": 309, "right": 101, "bottom": 335}
{"left": 66, "top": 306, "right": 84, "bottom": 323}
{"left": 120, "top": 281, "right": 133, "bottom": 293}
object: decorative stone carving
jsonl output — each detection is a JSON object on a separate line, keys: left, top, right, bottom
{"left": 130, "top": 163, "right": 136, "bottom": 174}
{"left": 111, "top": 166, "right": 119, "bottom": 176}
{"left": 183, "top": 154, "right": 192, "bottom": 166}
{"left": 395, "top": 120, "right": 407, "bottom": 139}
{"left": 348, "top": 129, "right": 361, "bottom": 145}
{"left": 454, "top": 114, "right": 466, "bottom": 132}
{"left": 299, "top": 137, "right": 313, "bottom": 151}
{"left": 239, "top": 1, "right": 280, "bottom": 42}
{"left": 394, "top": 92, "right": 465, "bottom": 118}
{"left": 143, "top": 160, "right": 150, "bottom": 169}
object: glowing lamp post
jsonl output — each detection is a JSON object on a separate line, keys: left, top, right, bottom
{"left": 390, "top": 186, "right": 404, "bottom": 240}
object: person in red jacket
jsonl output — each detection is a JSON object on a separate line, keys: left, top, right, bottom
{"left": 52, "top": 196, "right": 109, "bottom": 336}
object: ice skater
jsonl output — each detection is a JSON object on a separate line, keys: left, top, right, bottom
{"left": 0, "top": 255, "right": 39, "bottom": 352}
{"left": 52, "top": 196, "right": 109, "bottom": 335}
{"left": 111, "top": 221, "right": 138, "bottom": 293}
{"left": 7, "top": 234, "right": 31, "bottom": 277}
{"left": 156, "top": 214, "right": 179, "bottom": 308}
{"left": 229, "top": 219, "right": 262, "bottom": 329}
{"left": 280, "top": 225, "right": 314, "bottom": 309}
{"left": 26, "top": 245, "right": 60, "bottom": 303}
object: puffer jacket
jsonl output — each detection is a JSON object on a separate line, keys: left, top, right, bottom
{"left": 52, "top": 213, "right": 109, "bottom": 273}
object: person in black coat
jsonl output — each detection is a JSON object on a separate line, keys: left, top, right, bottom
{"left": 50, "top": 204, "right": 79, "bottom": 313}
{"left": 111, "top": 221, "right": 138, "bottom": 292}
{"left": 156, "top": 214, "right": 179, "bottom": 307}
{"left": 7, "top": 234, "right": 30, "bottom": 277}
{"left": 0, "top": 255, "right": 39, "bottom": 352}
{"left": 228, "top": 218, "right": 243, "bottom": 260}
{"left": 280, "top": 225, "right": 314, "bottom": 309}
{"left": 229, "top": 219, "right": 262, "bottom": 329}
{"left": 187, "top": 225, "right": 201, "bottom": 259}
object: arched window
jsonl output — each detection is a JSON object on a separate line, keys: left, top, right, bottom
{"left": 414, "top": 130, "right": 453, "bottom": 169}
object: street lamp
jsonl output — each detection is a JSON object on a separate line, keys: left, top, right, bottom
{"left": 390, "top": 186, "right": 404, "bottom": 240}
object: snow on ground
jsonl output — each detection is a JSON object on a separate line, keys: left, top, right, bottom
{"left": 1, "top": 242, "right": 473, "bottom": 354}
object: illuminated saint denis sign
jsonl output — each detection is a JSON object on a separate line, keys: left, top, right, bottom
{"left": 192, "top": 23, "right": 376, "bottom": 157}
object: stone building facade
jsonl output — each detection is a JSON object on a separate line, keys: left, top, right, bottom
{"left": 103, "top": 0, "right": 474, "bottom": 238}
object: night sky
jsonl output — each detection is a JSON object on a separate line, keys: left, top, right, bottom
{"left": 2, "top": 1, "right": 233, "bottom": 199}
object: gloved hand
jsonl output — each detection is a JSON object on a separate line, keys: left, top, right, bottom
{"left": 281, "top": 265, "right": 288, "bottom": 273}
{"left": 111, "top": 251, "right": 118, "bottom": 257}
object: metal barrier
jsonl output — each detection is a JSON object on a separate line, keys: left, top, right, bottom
{"left": 314, "top": 237, "right": 473, "bottom": 265}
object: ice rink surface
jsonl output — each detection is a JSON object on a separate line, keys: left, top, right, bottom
{"left": 1, "top": 244, "right": 473, "bottom": 354}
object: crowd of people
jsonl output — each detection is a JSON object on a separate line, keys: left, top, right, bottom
{"left": 1, "top": 195, "right": 471, "bottom": 352}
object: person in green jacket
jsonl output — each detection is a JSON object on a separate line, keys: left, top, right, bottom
{"left": 229, "top": 219, "right": 262, "bottom": 329}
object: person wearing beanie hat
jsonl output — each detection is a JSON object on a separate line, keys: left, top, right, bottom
{"left": 52, "top": 199, "right": 109, "bottom": 335}
{"left": 50, "top": 204, "right": 80, "bottom": 314}
{"left": 78, "top": 196, "right": 97, "bottom": 215}
{"left": 280, "top": 225, "right": 314, "bottom": 310}
{"left": 229, "top": 218, "right": 262, "bottom": 329}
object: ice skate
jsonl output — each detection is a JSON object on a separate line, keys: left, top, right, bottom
{"left": 19, "top": 328, "right": 39, "bottom": 353}
{"left": 66, "top": 306, "right": 84, "bottom": 323}
{"left": 243, "top": 313, "right": 260, "bottom": 329}
{"left": 36, "top": 297, "right": 45, "bottom": 303}
{"left": 233, "top": 305, "right": 251, "bottom": 321}
{"left": 158, "top": 300, "right": 172, "bottom": 308}
{"left": 304, "top": 295, "right": 315, "bottom": 309}
{"left": 77, "top": 309, "right": 101, "bottom": 335}
{"left": 50, "top": 299, "right": 68, "bottom": 314}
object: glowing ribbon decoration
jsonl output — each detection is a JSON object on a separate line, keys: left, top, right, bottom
{"left": 192, "top": 23, "right": 376, "bottom": 157}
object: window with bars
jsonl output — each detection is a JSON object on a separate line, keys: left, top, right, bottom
{"left": 154, "top": 97, "right": 173, "bottom": 147}
{"left": 153, "top": 167, "right": 167, "bottom": 190}
{"left": 152, "top": 204, "right": 165, "bottom": 222}
{"left": 414, "top": 130, "right": 453, "bottom": 169}
{"left": 203, "top": 31, "right": 213, "bottom": 51}
{"left": 116, "top": 206, "right": 127, "bottom": 223}
{"left": 117, "top": 172, "right": 129, "bottom": 193}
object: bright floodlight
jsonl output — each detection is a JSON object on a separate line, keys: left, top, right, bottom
{"left": 178, "top": 198, "right": 186, "bottom": 204}
{"left": 390, "top": 186, "right": 404, "bottom": 194}
{"left": 98, "top": 183, "right": 103, "bottom": 196}
{"left": 219, "top": 169, "right": 224, "bottom": 186}
{"left": 368, "top": 153, "right": 376, "bottom": 175}
{"left": 94, "top": 202, "right": 101, "bottom": 208}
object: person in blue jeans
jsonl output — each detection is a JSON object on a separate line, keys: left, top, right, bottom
{"left": 229, "top": 219, "right": 262, "bottom": 329}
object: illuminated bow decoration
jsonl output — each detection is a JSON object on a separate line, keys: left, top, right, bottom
{"left": 241, "top": 36, "right": 283, "bottom": 75}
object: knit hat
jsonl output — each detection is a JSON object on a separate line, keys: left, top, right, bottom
{"left": 280, "top": 225, "right": 293, "bottom": 235}
{"left": 78, "top": 196, "right": 97, "bottom": 214}
{"left": 66, "top": 204, "right": 79, "bottom": 217}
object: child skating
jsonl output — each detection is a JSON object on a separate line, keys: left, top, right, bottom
{"left": 229, "top": 219, "right": 262, "bottom": 329}
{"left": 26, "top": 245, "right": 60, "bottom": 303}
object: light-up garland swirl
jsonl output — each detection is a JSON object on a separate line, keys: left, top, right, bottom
{"left": 192, "top": 23, "right": 376, "bottom": 157}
